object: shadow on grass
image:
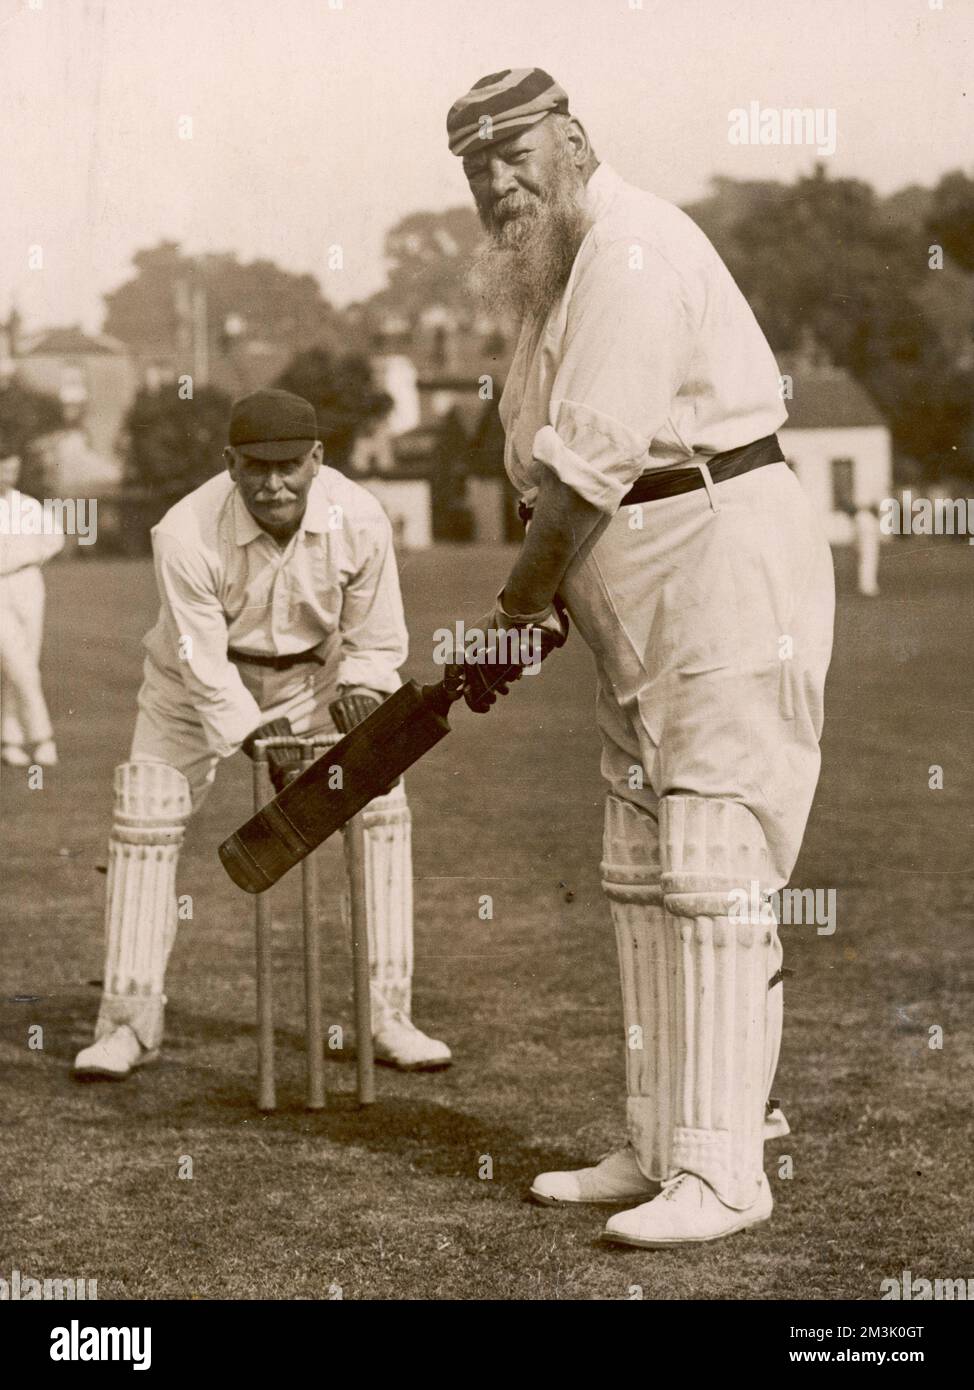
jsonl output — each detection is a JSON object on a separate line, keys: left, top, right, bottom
{"left": 13, "top": 990, "right": 589, "bottom": 1195}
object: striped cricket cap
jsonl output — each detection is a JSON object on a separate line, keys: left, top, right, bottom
{"left": 447, "top": 68, "right": 570, "bottom": 157}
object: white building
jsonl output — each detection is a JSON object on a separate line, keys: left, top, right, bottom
{"left": 777, "top": 357, "right": 892, "bottom": 544}
{"left": 361, "top": 477, "right": 432, "bottom": 550}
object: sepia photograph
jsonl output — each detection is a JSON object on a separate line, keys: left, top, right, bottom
{"left": 1, "top": 0, "right": 972, "bottom": 1349}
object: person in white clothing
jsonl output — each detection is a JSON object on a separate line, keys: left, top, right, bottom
{"left": 0, "top": 450, "right": 63, "bottom": 768}
{"left": 447, "top": 68, "right": 835, "bottom": 1246}
{"left": 73, "top": 388, "right": 451, "bottom": 1081}
{"left": 854, "top": 504, "right": 881, "bottom": 596}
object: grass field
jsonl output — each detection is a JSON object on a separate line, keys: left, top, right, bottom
{"left": 2, "top": 539, "right": 972, "bottom": 1301}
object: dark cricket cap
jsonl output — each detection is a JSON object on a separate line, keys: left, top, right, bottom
{"left": 228, "top": 388, "right": 318, "bottom": 462}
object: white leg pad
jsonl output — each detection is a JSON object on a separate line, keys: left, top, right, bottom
{"left": 765, "top": 930, "right": 787, "bottom": 1133}
{"left": 661, "top": 795, "right": 774, "bottom": 1211}
{"left": 601, "top": 794, "right": 670, "bottom": 1183}
{"left": 95, "top": 762, "right": 192, "bottom": 1051}
{"left": 344, "top": 780, "right": 413, "bottom": 1019}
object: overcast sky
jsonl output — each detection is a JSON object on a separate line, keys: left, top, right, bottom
{"left": 1, "top": 0, "right": 970, "bottom": 334}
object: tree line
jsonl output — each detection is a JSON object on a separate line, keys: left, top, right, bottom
{"left": 1, "top": 165, "right": 970, "bottom": 493}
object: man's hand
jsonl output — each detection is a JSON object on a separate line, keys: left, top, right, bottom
{"left": 456, "top": 597, "right": 570, "bottom": 714}
{"left": 330, "top": 688, "right": 397, "bottom": 796}
{"left": 330, "top": 686, "right": 383, "bottom": 734}
{"left": 241, "top": 717, "right": 304, "bottom": 793}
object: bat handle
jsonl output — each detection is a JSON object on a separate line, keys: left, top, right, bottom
{"left": 422, "top": 669, "right": 467, "bottom": 718}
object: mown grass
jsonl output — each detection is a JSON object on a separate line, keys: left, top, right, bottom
{"left": 1, "top": 539, "right": 972, "bottom": 1299}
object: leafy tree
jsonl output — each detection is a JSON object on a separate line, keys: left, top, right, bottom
{"left": 684, "top": 167, "right": 974, "bottom": 480}
{"left": 273, "top": 348, "right": 392, "bottom": 470}
{"left": 372, "top": 208, "right": 483, "bottom": 326}
{"left": 104, "top": 242, "right": 346, "bottom": 364}
{"left": 0, "top": 377, "right": 64, "bottom": 458}
{"left": 926, "top": 169, "right": 974, "bottom": 272}
{"left": 122, "top": 382, "right": 232, "bottom": 496}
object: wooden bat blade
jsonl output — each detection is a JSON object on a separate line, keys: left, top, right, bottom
{"left": 219, "top": 680, "right": 452, "bottom": 893}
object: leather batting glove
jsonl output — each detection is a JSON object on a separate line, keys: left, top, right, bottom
{"left": 330, "top": 687, "right": 383, "bottom": 734}
{"left": 241, "top": 717, "right": 303, "bottom": 794}
{"left": 459, "top": 596, "right": 570, "bottom": 714}
{"left": 459, "top": 607, "right": 524, "bottom": 712}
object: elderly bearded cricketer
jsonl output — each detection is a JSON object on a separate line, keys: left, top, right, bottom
{"left": 448, "top": 69, "right": 834, "bottom": 1246}
{"left": 74, "top": 388, "right": 450, "bottom": 1080}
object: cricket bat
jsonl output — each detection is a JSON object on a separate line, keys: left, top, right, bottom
{"left": 219, "top": 679, "right": 458, "bottom": 893}
{"left": 219, "top": 614, "right": 567, "bottom": 893}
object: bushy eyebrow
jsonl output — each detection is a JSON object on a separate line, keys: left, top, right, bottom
{"left": 463, "top": 134, "right": 538, "bottom": 174}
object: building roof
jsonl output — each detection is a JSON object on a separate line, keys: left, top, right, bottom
{"left": 408, "top": 327, "right": 513, "bottom": 385}
{"left": 419, "top": 390, "right": 484, "bottom": 437}
{"left": 777, "top": 356, "right": 886, "bottom": 429}
{"left": 393, "top": 424, "right": 444, "bottom": 462}
{"left": 25, "top": 326, "right": 128, "bottom": 357}
{"left": 207, "top": 341, "right": 293, "bottom": 397}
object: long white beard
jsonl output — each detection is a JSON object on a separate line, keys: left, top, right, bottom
{"left": 467, "top": 157, "right": 591, "bottom": 325}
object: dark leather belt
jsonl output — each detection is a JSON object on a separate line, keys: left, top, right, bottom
{"left": 518, "top": 433, "right": 784, "bottom": 524}
{"left": 228, "top": 647, "right": 325, "bottom": 671}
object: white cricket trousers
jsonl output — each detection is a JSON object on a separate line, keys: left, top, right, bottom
{"left": 560, "top": 462, "right": 835, "bottom": 886}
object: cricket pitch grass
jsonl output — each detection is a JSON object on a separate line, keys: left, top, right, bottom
{"left": 2, "top": 540, "right": 972, "bottom": 1300}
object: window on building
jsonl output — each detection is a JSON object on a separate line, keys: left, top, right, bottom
{"left": 830, "top": 458, "right": 855, "bottom": 512}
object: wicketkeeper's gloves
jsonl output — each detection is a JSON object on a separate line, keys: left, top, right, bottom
{"left": 241, "top": 717, "right": 304, "bottom": 793}
{"left": 330, "top": 687, "right": 383, "bottom": 734}
{"left": 459, "top": 596, "right": 570, "bottom": 714}
{"left": 329, "top": 688, "right": 396, "bottom": 796}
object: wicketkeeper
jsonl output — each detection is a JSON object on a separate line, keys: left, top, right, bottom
{"left": 448, "top": 69, "right": 834, "bottom": 1245}
{"left": 74, "top": 388, "right": 450, "bottom": 1079}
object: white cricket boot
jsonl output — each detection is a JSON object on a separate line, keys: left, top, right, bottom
{"left": 32, "top": 740, "right": 58, "bottom": 766}
{"left": 531, "top": 1146, "right": 659, "bottom": 1206}
{"left": 72, "top": 1024, "right": 159, "bottom": 1079}
{"left": 372, "top": 1005, "right": 452, "bottom": 1071}
{"left": 764, "top": 1104, "right": 790, "bottom": 1140}
{"left": 1, "top": 744, "right": 30, "bottom": 766}
{"left": 603, "top": 1171, "right": 773, "bottom": 1248}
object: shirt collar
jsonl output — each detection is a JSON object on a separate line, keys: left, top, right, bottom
{"left": 232, "top": 486, "right": 264, "bottom": 546}
{"left": 300, "top": 473, "right": 332, "bottom": 534}
{"left": 232, "top": 469, "right": 331, "bottom": 546}
{"left": 584, "top": 162, "right": 623, "bottom": 223}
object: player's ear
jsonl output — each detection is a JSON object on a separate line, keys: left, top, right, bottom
{"left": 224, "top": 446, "right": 239, "bottom": 478}
{"left": 310, "top": 441, "right": 323, "bottom": 467}
{"left": 562, "top": 115, "right": 594, "bottom": 171}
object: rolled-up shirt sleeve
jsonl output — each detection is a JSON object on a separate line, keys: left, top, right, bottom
{"left": 336, "top": 513, "right": 408, "bottom": 695}
{"left": 151, "top": 533, "right": 262, "bottom": 757}
{"left": 533, "top": 236, "right": 697, "bottom": 513}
